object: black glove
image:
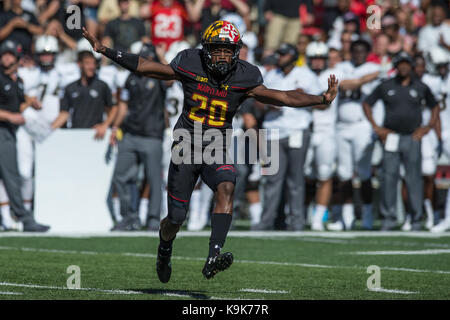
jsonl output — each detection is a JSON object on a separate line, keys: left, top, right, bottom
{"left": 105, "top": 144, "right": 113, "bottom": 164}
{"left": 437, "top": 139, "right": 444, "bottom": 159}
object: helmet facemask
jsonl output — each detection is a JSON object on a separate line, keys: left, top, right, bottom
{"left": 202, "top": 42, "right": 242, "bottom": 77}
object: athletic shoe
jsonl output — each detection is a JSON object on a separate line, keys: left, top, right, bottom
{"left": 425, "top": 216, "right": 434, "bottom": 230}
{"left": 430, "top": 219, "right": 450, "bottom": 233}
{"left": 401, "top": 216, "right": 412, "bottom": 232}
{"left": 311, "top": 221, "right": 324, "bottom": 231}
{"left": 156, "top": 246, "right": 172, "bottom": 283}
{"left": 202, "top": 252, "right": 233, "bottom": 279}
{"left": 111, "top": 217, "right": 141, "bottom": 231}
{"left": 22, "top": 219, "right": 50, "bottom": 232}
{"left": 326, "top": 221, "right": 344, "bottom": 231}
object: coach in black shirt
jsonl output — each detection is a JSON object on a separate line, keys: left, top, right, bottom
{"left": 52, "top": 51, "right": 116, "bottom": 139}
{"left": 108, "top": 42, "right": 167, "bottom": 231}
{"left": 0, "top": 0, "right": 43, "bottom": 55}
{"left": 363, "top": 52, "right": 440, "bottom": 231}
{"left": 0, "top": 40, "right": 49, "bottom": 232}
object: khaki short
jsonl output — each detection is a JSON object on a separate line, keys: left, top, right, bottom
{"left": 264, "top": 14, "right": 301, "bottom": 50}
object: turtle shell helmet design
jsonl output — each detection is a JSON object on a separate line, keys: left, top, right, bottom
{"left": 201, "top": 20, "right": 243, "bottom": 76}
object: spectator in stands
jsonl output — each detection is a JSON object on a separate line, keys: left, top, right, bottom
{"left": 263, "top": 0, "right": 311, "bottom": 54}
{"left": 418, "top": 3, "right": 450, "bottom": 54}
{"left": 103, "top": 0, "right": 147, "bottom": 52}
{"left": 141, "top": 0, "right": 191, "bottom": 51}
{"left": 295, "top": 33, "right": 309, "bottom": 67}
{"left": 185, "top": 0, "right": 250, "bottom": 33}
{"left": 0, "top": 0, "right": 43, "bottom": 55}
{"left": 51, "top": 51, "right": 116, "bottom": 139}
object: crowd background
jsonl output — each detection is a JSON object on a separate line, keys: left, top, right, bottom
{"left": 0, "top": 0, "right": 450, "bottom": 232}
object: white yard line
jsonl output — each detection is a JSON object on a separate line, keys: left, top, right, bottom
{"left": 1, "top": 245, "right": 449, "bottom": 275}
{"left": 0, "top": 291, "right": 23, "bottom": 295}
{"left": 348, "top": 249, "right": 450, "bottom": 255}
{"left": 0, "top": 282, "right": 244, "bottom": 300}
{"left": 240, "top": 288, "right": 289, "bottom": 294}
{"left": 0, "top": 231, "right": 449, "bottom": 239}
{"left": 368, "top": 288, "right": 418, "bottom": 295}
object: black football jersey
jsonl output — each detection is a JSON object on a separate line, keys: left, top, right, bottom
{"left": 169, "top": 49, "right": 263, "bottom": 138}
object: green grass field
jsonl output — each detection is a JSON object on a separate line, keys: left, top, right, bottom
{"left": 0, "top": 231, "right": 449, "bottom": 300}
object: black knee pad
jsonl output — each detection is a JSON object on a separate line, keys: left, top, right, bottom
{"left": 361, "top": 179, "right": 373, "bottom": 204}
{"left": 167, "top": 196, "right": 189, "bottom": 225}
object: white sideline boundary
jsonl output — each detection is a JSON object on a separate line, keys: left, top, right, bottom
{"left": 0, "top": 245, "right": 449, "bottom": 275}
{"left": 0, "top": 230, "right": 449, "bottom": 239}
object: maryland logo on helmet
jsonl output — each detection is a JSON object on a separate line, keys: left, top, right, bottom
{"left": 202, "top": 20, "right": 242, "bottom": 45}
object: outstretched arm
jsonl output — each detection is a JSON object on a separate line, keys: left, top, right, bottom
{"left": 82, "top": 27, "right": 178, "bottom": 81}
{"left": 247, "top": 74, "right": 338, "bottom": 108}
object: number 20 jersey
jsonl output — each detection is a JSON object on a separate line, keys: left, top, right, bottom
{"left": 169, "top": 48, "right": 263, "bottom": 138}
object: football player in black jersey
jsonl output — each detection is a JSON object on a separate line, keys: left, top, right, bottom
{"left": 83, "top": 21, "right": 338, "bottom": 282}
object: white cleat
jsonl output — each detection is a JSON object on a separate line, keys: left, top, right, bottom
{"left": 326, "top": 221, "right": 344, "bottom": 231}
{"left": 401, "top": 216, "right": 412, "bottom": 232}
{"left": 311, "top": 221, "right": 324, "bottom": 231}
{"left": 425, "top": 217, "right": 434, "bottom": 230}
{"left": 430, "top": 219, "right": 450, "bottom": 233}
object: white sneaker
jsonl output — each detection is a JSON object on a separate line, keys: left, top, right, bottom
{"left": 327, "top": 221, "right": 344, "bottom": 231}
{"left": 425, "top": 217, "right": 434, "bottom": 230}
{"left": 430, "top": 219, "right": 450, "bottom": 233}
{"left": 311, "top": 221, "right": 324, "bottom": 231}
{"left": 401, "top": 216, "right": 412, "bottom": 232}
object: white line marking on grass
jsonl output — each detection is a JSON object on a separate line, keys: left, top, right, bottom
{"left": 0, "top": 291, "right": 23, "bottom": 295}
{"left": 0, "top": 282, "right": 143, "bottom": 295}
{"left": 368, "top": 288, "right": 418, "bottom": 295}
{"left": 0, "top": 282, "right": 242, "bottom": 300}
{"left": 1, "top": 245, "right": 450, "bottom": 275}
{"left": 349, "top": 249, "right": 450, "bottom": 255}
{"left": 240, "top": 288, "right": 289, "bottom": 294}
{"left": 0, "top": 231, "right": 449, "bottom": 238}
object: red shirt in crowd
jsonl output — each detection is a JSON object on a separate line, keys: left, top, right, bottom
{"left": 150, "top": 0, "right": 189, "bottom": 50}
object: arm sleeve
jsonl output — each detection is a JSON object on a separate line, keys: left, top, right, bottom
{"left": 363, "top": 83, "right": 382, "bottom": 107}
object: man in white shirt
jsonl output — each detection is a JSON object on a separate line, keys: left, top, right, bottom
{"left": 417, "top": 4, "right": 450, "bottom": 63}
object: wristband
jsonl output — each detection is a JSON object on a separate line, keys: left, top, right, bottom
{"left": 104, "top": 47, "right": 139, "bottom": 72}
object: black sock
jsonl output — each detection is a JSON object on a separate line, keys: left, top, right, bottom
{"left": 209, "top": 213, "right": 232, "bottom": 257}
{"left": 159, "top": 230, "right": 175, "bottom": 251}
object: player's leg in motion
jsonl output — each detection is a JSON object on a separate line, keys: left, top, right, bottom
{"left": 200, "top": 161, "right": 237, "bottom": 279}
{"left": 156, "top": 161, "right": 199, "bottom": 283}
{"left": 201, "top": 181, "right": 235, "bottom": 279}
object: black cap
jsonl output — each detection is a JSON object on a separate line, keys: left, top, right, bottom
{"left": 351, "top": 35, "right": 371, "bottom": 52}
{"left": 276, "top": 43, "right": 298, "bottom": 57}
{"left": 0, "top": 40, "right": 22, "bottom": 58}
{"left": 343, "top": 12, "right": 359, "bottom": 24}
{"left": 140, "top": 43, "right": 158, "bottom": 60}
{"left": 392, "top": 51, "right": 413, "bottom": 67}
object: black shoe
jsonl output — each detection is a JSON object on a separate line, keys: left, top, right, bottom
{"left": 156, "top": 246, "right": 172, "bottom": 283}
{"left": 111, "top": 217, "right": 141, "bottom": 231}
{"left": 22, "top": 219, "right": 50, "bottom": 232}
{"left": 202, "top": 252, "right": 233, "bottom": 279}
